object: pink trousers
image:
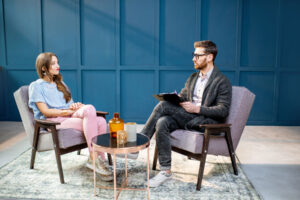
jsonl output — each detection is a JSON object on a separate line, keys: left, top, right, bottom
{"left": 47, "top": 104, "right": 107, "bottom": 160}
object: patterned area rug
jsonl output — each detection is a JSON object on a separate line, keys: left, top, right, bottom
{"left": 0, "top": 140, "right": 260, "bottom": 200}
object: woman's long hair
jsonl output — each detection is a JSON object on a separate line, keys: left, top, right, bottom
{"left": 35, "top": 52, "right": 72, "bottom": 103}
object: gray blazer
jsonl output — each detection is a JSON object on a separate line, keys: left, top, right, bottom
{"left": 179, "top": 66, "right": 232, "bottom": 131}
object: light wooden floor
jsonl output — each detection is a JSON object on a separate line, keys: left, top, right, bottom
{"left": 236, "top": 126, "right": 300, "bottom": 200}
{"left": 0, "top": 122, "right": 299, "bottom": 200}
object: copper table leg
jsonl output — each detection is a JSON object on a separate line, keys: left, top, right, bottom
{"left": 113, "top": 153, "right": 117, "bottom": 200}
{"left": 125, "top": 153, "right": 128, "bottom": 186}
{"left": 93, "top": 148, "right": 97, "bottom": 196}
{"left": 92, "top": 134, "right": 150, "bottom": 199}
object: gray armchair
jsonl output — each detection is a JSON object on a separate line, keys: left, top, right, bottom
{"left": 152, "top": 86, "right": 255, "bottom": 190}
{"left": 14, "top": 86, "right": 111, "bottom": 183}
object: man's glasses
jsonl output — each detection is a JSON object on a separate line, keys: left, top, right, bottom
{"left": 192, "top": 53, "right": 207, "bottom": 59}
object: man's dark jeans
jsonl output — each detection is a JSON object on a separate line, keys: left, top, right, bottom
{"left": 141, "top": 101, "right": 197, "bottom": 170}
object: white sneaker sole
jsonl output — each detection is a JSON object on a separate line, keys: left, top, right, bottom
{"left": 86, "top": 162, "right": 112, "bottom": 176}
{"left": 99, "top": 174, "right": 113, "bottom": 182}
{"left": 149, "top": 175, "right": 172, "bottom": 188}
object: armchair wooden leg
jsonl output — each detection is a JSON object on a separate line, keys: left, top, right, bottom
{"left": 197, "top": 154, "right": 207, "bottom": 191}
{"left": 30, "top": 148, "right": 37, "bottom": 169}
{"left": 50, "top": 127, "right": 65, "bottom": 184}
{"left": 107, "top": 153, "right": 112, "bottom": 166}
{"left": 197, "top": 131, "right": 210, "bottom": 191}
{"left": 225, "top": 128, "right": 238, "bottom": 175}
{"left": 53, "top": 147, "right": 65, "bottom": 184}
{"left": 31, "top": 123, "right": 40, "bottom": 169}
{"left": 152, "top": 144, "right": 158, "bottom": 170}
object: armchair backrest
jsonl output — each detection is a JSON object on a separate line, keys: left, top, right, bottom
{"left": 225, "top": 86, "right": 255, "bottom": 150}
{"left": 14, "top": 86, "right": 35, "bottom": 146}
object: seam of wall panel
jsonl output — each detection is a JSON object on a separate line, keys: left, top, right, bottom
{"left": 76, "top": 0, "right": 82, "bottom": 102}
{"left": 1, "top": 0, "right": 7, "bottom": 119}
{"left": 115, "top": 0, "right": 120, "bottom": 67}
{"left": 196, "top": 0, "right": 201, "bottom": 41}
{"left": 79, "top": 0, "right": 83, "bottom": 66}
{"left": 116, "top": 0, "right": 120, "bottom": 113}
{"left": 1, "top": 0, "right": 7, "bottom": 66}
{"left": 0, "top": 0, "right": 3, "bottom": 64}
{"left": 33, "top": 0, "right": 42, "bottom": 54}
{"left": 75, "top": 0, "right": 80, "bottom": 66}
{"left": 79, "top": 0, "right": 83, "bottom": 102}
{"left": 155, "top": 0, "right": 159, "bottom": 94}
{"left": 158, "top": 0, "right": 162, "bottom": 66}
{"left": 0, "top": 0, "right": 4, "bottom": 121}
{"left": 154, "top": 0, "right": 159, "bottom": 67}
{"left": 41, "top": 0, "right": 45, "bottom": 52}
{"left": 200, "top": 0, "right": 207, "bottom": 40}
{"left": 273, "top": 0, "right": 281, "bottom": 123}
{"left": 2, "top": 69, "right": 7, "bottom": 119}
{"left": 236, "top": 0, "right": 242, "bottom": 86}
{"left": 38, "top": 0, "right": 43, "bottom": 53}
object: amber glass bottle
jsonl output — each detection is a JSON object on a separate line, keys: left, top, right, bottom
{"left": 109, "top": 113, "right": 124, "bottom": 138}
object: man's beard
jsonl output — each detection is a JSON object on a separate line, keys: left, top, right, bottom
{"left": 194, "top": 61, "right": 207, "bottom": 70}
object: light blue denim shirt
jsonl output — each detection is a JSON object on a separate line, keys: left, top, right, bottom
{"left": 28, "top": 79, "right": 74, "bottom": 119}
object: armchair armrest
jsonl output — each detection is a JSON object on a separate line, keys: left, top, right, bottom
{"left": 199, "top": 123, "right": 231, "bottom": 128}
{"left": 32, "top": 119, "right": 61, "bottom": 152}
{"left": 200, "top": 123, "right": 231, "bottom": 136}
{"left": 35, "top": 119, "right": 61, "bottom": 126}
{"left": 96, "top": 111, "right": 109, "bottom": 117}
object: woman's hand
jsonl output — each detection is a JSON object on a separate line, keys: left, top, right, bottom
{"left": 60, "top": 109, "right": 75, "bottom": 116}
{"left": 179, "top": 101, "right": 200, "bottom": 113}
{"left": 70, "top": 102, "right": 84, "bottom": 110}
{"left": 36, "top": 102, "right": 76, "bottom": 118}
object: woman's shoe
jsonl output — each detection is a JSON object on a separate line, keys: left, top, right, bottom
{"left": 86, "top": 157, "right": 113, "bottom": 176}
{"left": 98, "top": 156, "right": 113, "bottom": 172}
{"left": 99, "top": 173, "right": 113, "bottom": 182}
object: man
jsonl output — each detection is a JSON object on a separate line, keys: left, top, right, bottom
{"left": 140, "top": 40, "right": 232, "bottom": 188}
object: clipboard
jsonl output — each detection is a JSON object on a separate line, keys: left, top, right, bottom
{"left": 153, "top": 92, "right": 183, "bottom": 105}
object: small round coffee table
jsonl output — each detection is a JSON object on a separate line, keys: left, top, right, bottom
{"left": 92, "top": 133, "right": 150, "bottom": 200}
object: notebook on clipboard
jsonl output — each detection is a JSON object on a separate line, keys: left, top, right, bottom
{"left": 153, "top": 91, "right": 183, "bottom": 105}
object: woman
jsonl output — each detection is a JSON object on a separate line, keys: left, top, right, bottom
{"left": 28, "top": 52, "right": 112, "bottom": 181}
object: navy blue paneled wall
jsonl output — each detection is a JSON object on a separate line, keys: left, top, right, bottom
{"left": 0, "top": 0, "right": 300, "bottom": 125}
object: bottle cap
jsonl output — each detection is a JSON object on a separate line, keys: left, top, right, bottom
{"left": 114, "top": 112, "right": 119, "bottom": 118}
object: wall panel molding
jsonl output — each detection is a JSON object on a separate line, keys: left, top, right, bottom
{"left": 4, "top": 0, "right": 41, "bottom": 66}
{"left": 1, "top": 0, "right": 299, "bottom": 125}
{"left": 0, "top": 0, "right": 5, "bottom": 119}
{"left": 43, "top": 0, "right": 79, "bottom": 67}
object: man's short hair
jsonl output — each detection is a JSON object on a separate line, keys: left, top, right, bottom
{"left": 194, "top": 40, "right": 218, "bottom": 61}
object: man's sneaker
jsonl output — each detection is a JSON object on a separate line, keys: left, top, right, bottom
{"left": 116, "top": 152, "right": 139, "bottom": 160}
{"left": 149, "top": 171, "right": 172, "bottom": 188}
{"left": 86, "top": 157, "right": 113, "bottom": 176}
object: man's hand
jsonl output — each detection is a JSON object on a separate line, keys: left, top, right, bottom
{"left": 70, "top": 102, "right": 84, "bottom": 110}
{"left": 180, "top": 102, "right": 200, "bottom": 113}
